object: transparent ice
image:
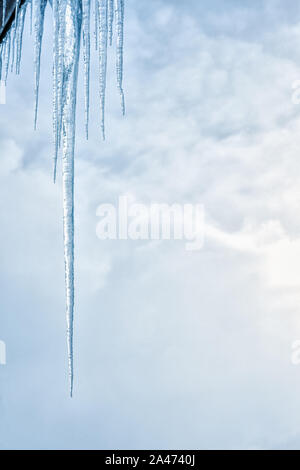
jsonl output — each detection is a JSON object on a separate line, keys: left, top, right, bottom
{"left": 0, "top": 0, "right": 125, "bottom": 396}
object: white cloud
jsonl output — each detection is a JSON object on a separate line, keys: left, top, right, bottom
{"left": 2, "top": 0, "right": 300, "bottom": 450}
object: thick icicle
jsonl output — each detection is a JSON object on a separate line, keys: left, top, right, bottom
{"left": 108, "top": 0, "right": 113, "bottom": 46}
{"left": 33, "top": 0, "right": 47, "bottom": 129}
{"left": 60, "top": 0, "right": 82, "bottom": 398}
{"left": 97, "top": 0, "right": 108, "bottom": 140}
{"left": 82, "top": 0, "right": 90, "bottom": 139}
{"left": 116, "top": 0, "right": 125, "bottom": 115}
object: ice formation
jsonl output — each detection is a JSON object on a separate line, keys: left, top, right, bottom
{"left": 0, "top": 0, "right": 125, "bottom": 396}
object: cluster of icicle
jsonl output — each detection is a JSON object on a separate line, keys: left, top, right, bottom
{"left": 0, "top": 0, "right": 125, "bottom": 397}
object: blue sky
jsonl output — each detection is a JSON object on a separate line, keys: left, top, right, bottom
{"left": 1, "top": 0, "right": 300, "bottom": 449}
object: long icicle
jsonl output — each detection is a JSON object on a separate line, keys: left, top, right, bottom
{"left": 98, "top": 0, "right": 108, "bottom": 140}
{"left": 33, "top": 0, "right": 47, "bottom": 129}
{"left": 82, "top": 0, "right": 90, "bottom": 140}
{"left": 116, "top": 0, "right": 125, "bottom": 115}
{"left": 60, "top": 0, "right": 82, "bottom": 398}
{"left": 0, "top": 0, "right": 126, "bottom": 397}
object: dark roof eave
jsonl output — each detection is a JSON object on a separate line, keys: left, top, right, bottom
{"left": 0, "top": 0, "right": 27, "bottom": 45}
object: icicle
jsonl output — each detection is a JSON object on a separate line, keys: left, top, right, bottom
{"left": 52, "top": 0, "right": 60, "bottom": 179}
{"left": 33, "top": 0, "right": 47, "bottom": 129}
{"left": 33, "top": 0, "right": 47, "bottom": 127}
{"left": 82, "top": 0, "right": 90, "bottom": 139}
{"left": 98, "top": 0, "right": 108, "bottom": 140}
{"left": 0, "top": 42, "right": 4, "bottom": 81}
{"left": 57, "top": 1, "right": 66, "bottom": 147}
{"left": 116, "top": 0, "right": 125, "bottom": 115}
{"left": 10, "top": 20, "right": 16, "bottom": 73}
{"left": 15, "top": 3, "right": 27, "bottom": 75}
{"left": 0, "top": 44, "right": 3, "bottom": 81}
{"left": 3, "top": 30, "right": 11, "bottom": 83}
{"left": 94, "top": 0, "right": 98, "bottom": 50}
{"left": 0, "top": 0, "right": 126, "bottom": 397}
{"left": 108, "top": 0, "right": 113, "bottom": 46}
{"left": 53, "top": 0, "right": 66, "bottom": 182}
{"left": 2, "top": 0, "right": 6, "bottom": 28}
{"left": 9, "top": 0, "right": 21, "bottom": 75}
{"left": 59, "top": 0, "right": 82, "bottom": 398}
{"left": 1, "top": 37, "right": 6, "bottom": 82}
{"left": 14, "top": 0, "right": 20, "bottom": 33}
{"left": 30, "top": 0, "right": 33, "bottom": 35}
{"left": 14, "top": 12, "right": 20, "bottom": 74}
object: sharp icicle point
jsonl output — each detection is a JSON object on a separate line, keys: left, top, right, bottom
{"left": 60, "top": 0, "right": 82, "bottom": 398}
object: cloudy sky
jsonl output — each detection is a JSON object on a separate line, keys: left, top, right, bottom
{"left": 2, "top": 0, "right": 300, "bottom": 450}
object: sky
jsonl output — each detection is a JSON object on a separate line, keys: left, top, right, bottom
{"left": 2, "top": 0, "right": 300, "bottom": 450}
